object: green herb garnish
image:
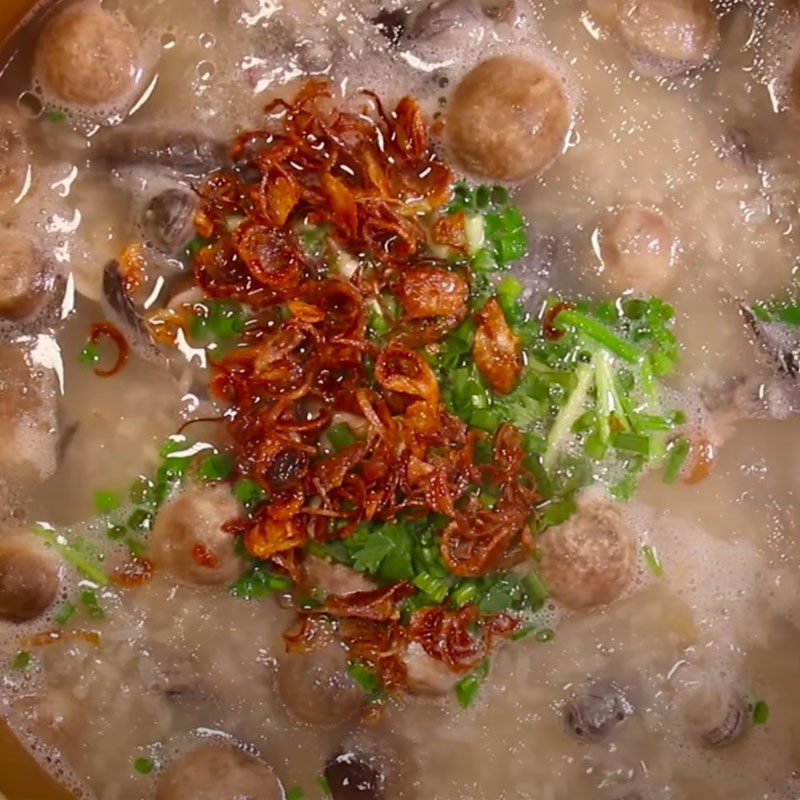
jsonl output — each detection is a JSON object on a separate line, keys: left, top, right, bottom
{"left": 455, "top": 658, "right": 490, "bottom": 708}
{"left": 11, "top": 651, "right": 31, "bottom": 670}
{"left": 752, "top": 699, "right": 770, "bottom": 725}
{"left": 53, "top": 601, "right": 77, "bottom": 626}
{"left": 347, "top": 661, "right": 381, "bottom": 694}
{"left": 197, "top": 452, "right": 234, "bottom": 482}
{"left": 642, "top": 544, "right": 663, "bottom": 577}
{"left": 78, "top": 341, "right": 100, "bottom": 366}
{"left": 93, "top": 490, "right": 120, "bottom": 514}
{"left": 80, "top": 588, "right": 105, "bottom": 619}
{"left": 133, "top": 757, "right": 155, "bottom": 775}
{"left": 229, "top": 564, "right": 293, "bottom": 600}
{"left": 232, "top": 479, "right": 267, "bottom": 512}
{"left": 33, "top": 526, "right": 107, "bottom": 586}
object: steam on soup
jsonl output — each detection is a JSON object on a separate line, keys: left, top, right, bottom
{"left": 2, "top": 1, "right": 800, "bottom": 800}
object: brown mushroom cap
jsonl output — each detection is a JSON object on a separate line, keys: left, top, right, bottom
{"left": 0, "top": 230, "right": 48, "bottom": 320}
{"left": 276, "top": 642, "right": 363, "bottom": 725}
{"left": 0, "top": 534, "right": 60, "bottom": 623}
{"left": 597, "top": 206, "right": 678, "bottom": 294}
{"left": 148, "top": 485, "right": 246, "bottom": 586}
{"left": 155, "top": 744, "right": 283, "bottom": 800}
{"left": 34, "top": 4, "right": 142, "bottom": 109}
{"left": 536, "top": 498, "right": 635, "bottom": 610}
{"left": 447, "top": 55, "right": 570, "bottom": 183}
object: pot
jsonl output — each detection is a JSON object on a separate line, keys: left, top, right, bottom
{"left": 1, "top": 2, "right": 77, "bottom": 798}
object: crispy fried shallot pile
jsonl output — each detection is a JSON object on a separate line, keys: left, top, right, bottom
{"left": 190, "top": 81, "right": 537, "bottom": 688}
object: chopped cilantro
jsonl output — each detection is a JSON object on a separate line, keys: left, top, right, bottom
{"left": 346, "top": 521, "right": 415, "bottom": 582}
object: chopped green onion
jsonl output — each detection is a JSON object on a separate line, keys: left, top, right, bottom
{"left": 229, "top": 566, "right": 292, "bottom": 600}
{"left": 634, "top": 413, "right": 674, "bottom": 432}
{"left": 455, "top": 658, "right": 490, "bottom": 708}
{"left": 642, "top": 544, "right": 663, "bottom": 577}
{"left": 554, "top": 309, "right": 641, "bottom": 363}
{"left": 106, "top": 524, "right": 127, "bottom": 540}
{"left": 612, "top": 432, "right": 651, "bottom": 456}
{"left": 93, "top": 490, "right": 120, "bottom": 514}
{"left": 189, "top": 299, "right": 246, "bottom": 341}
{"left": 299, "top": 224, "right": 328, "bottom": 259}
{"left": 184, "top": 236, "right": 212, "bottom": 261}
{"left": 232, "top": 479, "right": 266, "bottom": 512}
{"left": 663, "top": 436, "right": 690, "bottom": 484}
{"left": 534, "top": 627, "right": 555, "bottom": 643}
{"left": 11, "top": 651, "right": 31, "bottom": 670}
{"left": 125, "top": 537, "right": 145, "bottom": 558}
{"left": 347, "top": 661, "right": 381, "bottom": 693}
{"left": 327, "top": 422, "right": 358, "bottom": 452}
{"left": 367, "top": 305, "right": 390, "bottom": 337}
{"left": 285, "top": 788, "right": 304, "bottom": 800}
{"left": 78, "top": 341, "right": 100, "bottom": 365}
{"left": 53, "top": 601, "right": 77, "bottom": 626}
{"left": 464, "top": 214, "right": 485, "bottom": 254}
{"left": 509, "top": 624, "right": 534, "bottom": 642}
{"left": 470, "top": 408, "right": 501, "bottom": 433}
{"left": 127, "top": 508, "right": 153, "bottom": 532}
{"left": 521, "top": 572, "right": 548, "bottom": 611}
{"left": 752, "top": 700, "right": 770, "bottom": 725}
{"left": 47, "top": 110, "right": 67, "bottom": 123}
{"left": 497, "top": 276, "right": 523, "bottom": 319}
{"left": 751, "top": 300, "right": 800, "bottom": 326}
{"left": 317, "top": 775, "right": 332, "bottom": 797}
{"left": 80, "top": 588, "right": 105, "bottom": 619}
{"left": 610, "top": 456, "right": 646, "bottom": 501}
{"left": 33, "top": 527, "right": 107, "bottom": 586}
{"left": 197, "top": 452, "right": 234, "bottom": 482}
{"left": 412, "top": 572, "right": 450, "bottom": 603}
{"left": 543, "top": 363, "right": 594, "bottom": 471}
{"left": 133, "top": 757, "right": 155, "bottom": 775}
{"left": 450, "top": 579, "right": 479, "bottom": 608}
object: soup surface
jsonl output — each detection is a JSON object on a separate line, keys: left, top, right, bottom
{"left": 2, "top": 1, "right": 800, "bottom": 799}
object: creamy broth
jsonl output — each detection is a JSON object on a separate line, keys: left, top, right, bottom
{"left": 2, "top": 1, "right": 800, "bottom": 800}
